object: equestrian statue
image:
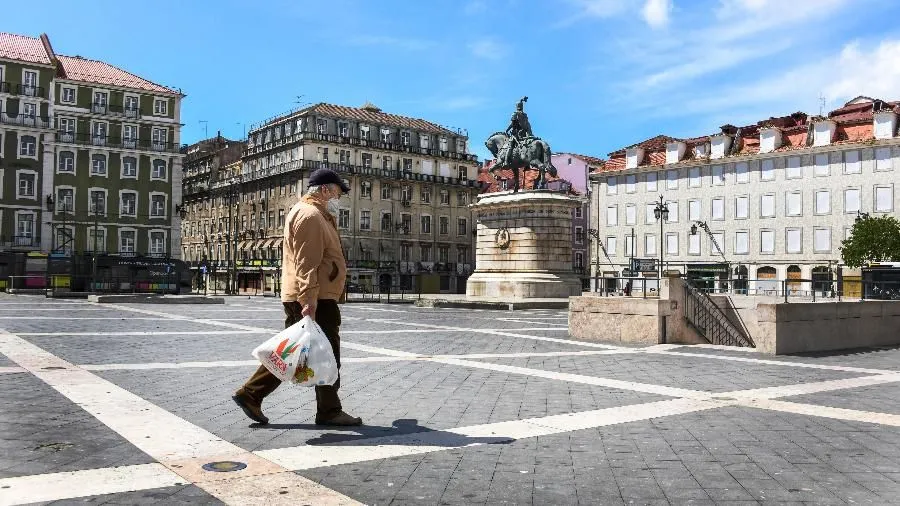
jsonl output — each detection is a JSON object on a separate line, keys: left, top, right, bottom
{"left": 484, "top": 96, "right": 558, "bottom": 192}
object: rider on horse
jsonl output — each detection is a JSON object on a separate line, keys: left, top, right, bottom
{"left": 502, "top": 96, "right": 533, "bottom": 168}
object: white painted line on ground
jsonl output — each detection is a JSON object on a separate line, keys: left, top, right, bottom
{"left": 648, "top": 349, "right": 896, "bottom": 376}
{"left": 18, "top": 330, "right": 268, "bottom": 337}
{"left": 81, "top": 360, "right": 260, "bottom": 371}
{"left": 347, "top": 307, "right": 408, "bottom": 313}
{"left": 721, "top": 373, "right": 900, "bottom": 400}
{"left": 0, "top": 463, "right": 182, "bottom": 506}
{"left": 257, "top": 398, "right": 726, "bottom": 471}
{"left": 0, "top": 307, "right": 105, "bottom": 311}
{"left": 0, "top": 317, "right": 174, "bottom": 320}
{"left": 742, "top": 399, "right": 900, "bottom": 427}
{"left": 0, "top": 331, "right": 361, "bottom": 506}
{"left": 688, "top": 344, "right": 760, "bottom": 353}
{"left": 0, "top": 366, "right": 25, "bottom": 374}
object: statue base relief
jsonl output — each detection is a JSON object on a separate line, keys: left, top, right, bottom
{"left": 466, "top": 190, "right": 583, "bottom": 299}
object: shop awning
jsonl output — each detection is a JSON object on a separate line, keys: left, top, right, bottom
{"left": 272, "top": 238, "right": 283, "bottom": 249}
{"left": 237, "top": 241, "right": 250, "bottom": 250}
{"left": 262, "top": 238, "right": 276, "bottom": 249}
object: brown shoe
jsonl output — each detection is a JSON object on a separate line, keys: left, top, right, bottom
{"left": 232, "top": 392, "right": 268, "bottom": 424}
{"left": 315, "top": 411, "right": 363, "bottom": 426}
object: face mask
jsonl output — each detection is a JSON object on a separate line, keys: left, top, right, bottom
{"left": 327, "top": 197, "right": 340, "bottom": 214}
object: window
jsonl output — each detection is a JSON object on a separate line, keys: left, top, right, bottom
{"left": 362, "top": 153, "right": 372, "bottom": 168}
{"left": 153, "top": 98, "right": 168, "bottom": 115}
{"left": 151, "top": 128, "right": 167, "bottom": 149}
{"left": 458, "top": 165, "right": 468, "bottom": 180}
{"left": 124, "top": 95, "right": 139, "bottom": 117}
{"left": 844, "top": 188, "right": 860, "bottom": 214}
{"left": 87, "top": 227, "right": 106, "bottom": 253}
{"left": 574, "top": 227, "right": 584, "bottom": 244}
{"left": 760, "top": 159, "right": 775, "bottom": 181}
{"left": 420, "top": 245, "right": 431, "bottom": 262}
{"left": 61, "top": 86, "right": 75, "bottom": 103}
{"left": 400, "top": 243, "right": 411, "bottom": 262}
{"left": 122, "top": 156, "right": 137, "bottom": 178}
{"left": 421, "top": 186, "right": 431, "bottom": 203}
{"left": 457, "top": 192, "right": 469, "bottom": 206}
{"left": 711, "top": 198, "right": 724, "bottom": 220}
{"left": 419, "top": 134, "right": 428, "bottom": 148}
{"left": 382, "top": 184, "right": 392, "bottom": 200}
{"left": 338, "top": 209, "right": 350, "bottom": 228}
{"left": 786, "top": 156, "right": 802, "bottom": 179}
{"left": 646, "top": 172, "right": 658, "bottom": 192}
{"left": 688, "top": 200, "right": 700, "bottom": 221}
{"left": 711, "top": 165, "right": 725, "bottom": 185}
{"left": 360, "top": 210, "right": 371, "bottom": 230}
{"left": 439, "top": 216, "right": 449, "bottom": 235}
{"left": 19, "top": 135, "right": 36, "bottom": 157}
{"left": 91, "top": 154, "right": 107, "bottom": 176}
{"left": 150, "top": 194, "right": 166, "bottom": 217}
{"left": 16, "top": 213, "right": 34, "bottom": 239}
{"left": 421, "top": 215, "right": 432, "bottom": 234}
{"left": 402, "top": 158, "right": 413, "bottom": 172}
{"left": 667, "top": 201, "right": 678, "bottom": 223}
{"left": 688, "top": 167, "right": 701, "bottom": 187}
{"left": 151, "top": 159, "right": 167, "bottom": 180}
{"left": 575, "top": 252, "right": 584, "bottom": 269}
{"left": 92, "top": 91, "right": 108, "bottom": 112}
{"left": 56, "top": 187, "right": 74, "bottom": 213}
{"left": 58, "top": 117, "right": 75, "bottom": 136}
{"left": 457, "top": 218, "right": 467, "bottom": 236}
{"left": 625, "top": 204, "right": 636, "bottom": 225}
{"left": 814, "top": 190, "right": 831, "bottom": 215}
{"left": 760, "top": 230, "right": 775, "bottom": 253}
{"left": 122, "top": 124, "right": 137, "bottom": 148}
{"left": 606, "top": 205, "right": 617, "bottom": 226}
{"left": 735, "top": 162, "right": 749, "bottom": 183}
{"left": 606, "top": 236, "right": 617, "bottom": 256}
{"left": 814, "top": 228, "right": 831, "bottom": 253}
{"left": 23, "top": 102, "right": 36, "bottom": 119}
{"left": 360, "top": 180, "right": 372, "bottom": 198}
{"left": 574, "top": 206, "right": 583, "bottom": 219}
{"left": 645, "top": 235, "right": 657, "bottom": 256}
{"left": 760, "top": 194, "right": 775, "bottom": 218}
{"left": 814, "top": 153, "right": 829, "bottom": 177}
{"left": 735, "top": 231, "right": 749, "bottom": 254}
{"left": 381, "top": 128, "right": 392, "bottom": 143}
{"left": 665, "top": 233, "right": 678, "bottom": 255}
{"left": 735, "top": 196, "right": 749, "bottom": 219}
{"left": 876, "top": 147, "right": 893, "bottom": 171}
{"left": 844, "top": 150, "right": 861, "bottom": 174}
{"left": 440, "top": 190, "right": 450, "bottom": 205}
{"left": 401, "top": 131, "right": 410, "bottom": 146}
{"left": 58, "top": 151, "right": 75, "bottom": 173}
{"left": 875, "top": 185, "right": 893, "bottom": 212}
{"left": 625, "top": 175, "right": 636, "bottom": 193}
{"left": 645, "top": 203, "right": 656, "bottom": 224}
{"left": 606, "top": 176, "right": 617, "bottom": 195}
{"left": 150, "top": 231, "right": 166, "bottom": 256}
{"left": 401, "top": 185, "right": 412, "bottom": 201}
{"left": 267, "top": 210, "right": 274, "bottom": 229}
{"left": 666, "top": 169, "right": 678, "bottom": 189}
{"left": 688, "top": 234, "right": 700, "bottom": 255}
{"left": 23, "top": 70, "right": 37, "bottom": 95}
{"left": 439, "top": 246, "right": 450, "bottom": 263}
{"left": 92, "top": 122, "right": 107, "bottom": 146}
{"left": 401, "top": 213, "right": 412, "bottom": 233}
{"left": 786, "top": 228, "right": 802, "bottom": 253}
{"left": 89, "top": 190, "right": 106, "bottom": 215}
{"left": 119, "top": 230, "right": 136, "bottom": 255}
{"left": 786, "top": 191, "right": 802, "bottom": 216}
{"left": 120, "top": 192, "right": 137, "bottom": 216}
{"left": 439, "top": 136, "right": 448, "bottom": 151}
{"left": 382, "top": 155, "right": 392, "bottom": 171}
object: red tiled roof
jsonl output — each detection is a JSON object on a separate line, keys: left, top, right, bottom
{"left": 310, "top": 103, "right": 458, "bottom": 136}
{"left": 56, "top": 55, "right": 180, "bottom": 94}
{"left": 0, "top": 32, "right": 51, "bottom": 65}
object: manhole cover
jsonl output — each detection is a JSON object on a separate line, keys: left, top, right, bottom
{"left": 42, "top": 366, "right": 66, "bottom": 370}
{"left": 202, "top": 461, "right": 247, "bottom": 472}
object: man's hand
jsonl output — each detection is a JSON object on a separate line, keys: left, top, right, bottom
{"left": 301, "top": 302, "right": 317, "bottom": 320}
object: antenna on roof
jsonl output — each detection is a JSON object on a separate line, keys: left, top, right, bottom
{"left": 818, "top": 93, "right": 827, "bottom": 116}
{"left": 199, "top": 120, "right": 208, "bottom": 139}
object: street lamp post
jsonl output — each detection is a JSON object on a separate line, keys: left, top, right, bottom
{"left": 653, "top": 195, "right": 669, "bottom": 279}
{"left": 587, "top": 228, "right": 600, "bottom": 292}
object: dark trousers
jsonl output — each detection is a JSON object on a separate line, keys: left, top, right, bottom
{"left": 239, "top": 300, "right": 342, "bottom": 417}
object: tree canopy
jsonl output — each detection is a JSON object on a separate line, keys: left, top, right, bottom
{"left": 840, "top": 215, "right": 900, "bottom": 268}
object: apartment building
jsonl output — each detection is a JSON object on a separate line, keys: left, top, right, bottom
{"left": 0, "top": 31, "right": 185, "bottom": 260}
{"left": 181, "top": 101, "right": 480, "bottom": 294}
{"left": 590, "top": 96, "right": 900, "bottom": 295}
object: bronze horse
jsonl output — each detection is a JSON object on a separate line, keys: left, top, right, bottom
{"left": 485, "top": 132, "right": 558, "bottom": 192}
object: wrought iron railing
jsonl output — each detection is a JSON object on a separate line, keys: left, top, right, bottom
{"left": 0, "top": 82, "right": 47, "bottom": 98}
{"left": 683, "top": 279, "right": 754, "bottom": 347}
{"left": 55, "top": 131, "right": 185, "bottom": 153}
{"left": 1, "top": 113, "right": 51, "bottom": 128}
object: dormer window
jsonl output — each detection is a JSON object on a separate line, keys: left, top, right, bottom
{"left": 709, "top": 135, "right": 732, "bottom": 159}
{"left": 759, "top": 127, "right": 782, "bottom": 153}
{"left": 360, "top": 125, "right": 370, "bottom": 140}
{"left": 420, "top": 135, "right": 429, "bottom": 149}
{"left": 625, "top": 147, "right": 644, "bottom": 169}
{"left": 693, "top": 143, "right": 709, "bottom": 159}
{"left": 316, "top": 119, "right": 327, "bottom": 134}
{"left": 813, "top": 120, "right": 836, "bottom": 147}
{"left": 381, "top": 128, "right": 391, "bottom": 143}
{"left": 439, "top": 137, "right": 448, "bottom": 151}
{"left": 665, "top": 141, "right": 686, "bottom": 164}
{"left": 874, "top": 110, "right": 898, "bottom": 140}
{"left": 338, "top": 122, "right": 348, "bottom": 137}
{"left": 401, "top": 131, "right": 410, "bottom": 146}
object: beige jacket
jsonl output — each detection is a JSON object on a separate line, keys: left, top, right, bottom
{"left": 280, "top": 195, "right": 347, "bottom": 304}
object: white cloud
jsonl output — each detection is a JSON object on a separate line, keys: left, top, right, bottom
{"left": 641, "top": 0, "right": 672, "bottom": 28}
{"left": 468, "top": 38, "right": 509, "bottom": 60}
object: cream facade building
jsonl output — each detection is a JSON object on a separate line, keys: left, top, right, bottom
{"left": 590, "top": 97, "right": 900, "bottom": 295}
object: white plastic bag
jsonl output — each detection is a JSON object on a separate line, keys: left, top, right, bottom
{"left": 251, "top": 315, "right": 339, "bottom": 387}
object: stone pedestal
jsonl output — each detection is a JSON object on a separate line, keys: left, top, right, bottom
{"left": 466, "top": 190, "right": 583, "bottom": 299}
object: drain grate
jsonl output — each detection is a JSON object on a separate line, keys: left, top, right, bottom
{"left": 201, "top": 461, "right": 247, "bottom": 472}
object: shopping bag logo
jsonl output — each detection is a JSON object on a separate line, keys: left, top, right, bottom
{"left": 274, "top": 338, "right": 299, "bottom": 360}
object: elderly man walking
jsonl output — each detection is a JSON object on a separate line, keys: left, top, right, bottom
{"left": 232, "top": 168, "right": 362, "bottom": 426}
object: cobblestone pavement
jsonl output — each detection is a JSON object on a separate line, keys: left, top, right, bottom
{"left": 2, "top": 296, "right": 900, "bottom": 504}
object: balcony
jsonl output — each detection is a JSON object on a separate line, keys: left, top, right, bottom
{"left": 242, "top": 131, "right": 478, "bottom": 162}
{"left": 90, "top": 102, "right": 142, "bottom": 119}
{"left": 1, "top": 235, "right": 42, "bottom": 249}
{"left": 0, "top": 82, "right": 47, "bottom": 99}
{"left": 55, "top": 131, "right": 185, "bottom": 153}
{"left": 1, "top": 112, "right": 51, "bottom": 129}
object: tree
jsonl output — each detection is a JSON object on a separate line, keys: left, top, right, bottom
{"left": 840, "top": 215, "right": 900, "bottom": 268}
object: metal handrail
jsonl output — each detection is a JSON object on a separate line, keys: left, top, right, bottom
{"left": 683, "top": 279, "right": 754, "bottom": 347}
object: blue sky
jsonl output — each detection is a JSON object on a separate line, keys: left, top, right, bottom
{"left": 7, "top": 0, "right": 900, "bottom": 161}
